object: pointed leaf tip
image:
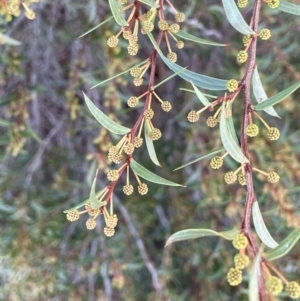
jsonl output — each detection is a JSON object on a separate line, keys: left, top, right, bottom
{"left": 83, "top": 92, "right": 130, "bottom": 135}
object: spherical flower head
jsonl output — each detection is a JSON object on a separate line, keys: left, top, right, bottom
{"left": 128, "top": 34, "right": 138, "bottom": 44}
{"left": 268, "top": 0, "right": 280, "bottom": 9}
{"left": 224, "top": 171, "right": 237, "bottom": 184}
{"left": 107, "top": 169, "right": 119, "bottom": 181}
{"left": 266, "top": 276, "right": 283, "bottom": 295}
{"left": 127, "top": 96, "right": 139, "bottom": 107}
{"left": 106, "top": 214, "right": 118, "bottom": 228}
{"left": 267, "top": 172, "right": 280, "bottom": 183}
{"left": 206, "top": 116, "right": 217, "bottom": 128}
{"left": 227, "top": 268, "right": 242, "bottom": 286}
{"left": 161, "top": 101, "right": 172, "bottom": 112}
{"left": 66, "top": 210, "right": 80, "bottom": 222}
{"left": 237, "top": 0, "right": 248, "bottom": 8}
{"left": 259, "top": 28, "right": 271, "bottom": 40}
{"left": 267, "top": 127, "right": 280, "bottom": 140}
{"left": 246, "top": 123, "right": 259, "bottom": 137}
{"left": 124, "top": 143, "right": 135, "bottom": 155}
{"left": 210, "top": 156, "right": 223, "bottom": 169}
{"left": 144, "top": 108, "right": 154, "bottom": 120}
{"left": 127, "top": 43, "right": 139, "bottom": 56}
{"left": 142, "top": 21, "right": 154, "bottom": 33}
{"left": 232, "top": 233, "right": 248, "bottom": 250}
{"left": 130, "top": 67, "right": 142, "bottom": 78}
{"left": 176, "top": 41, "right": 184, "bottom": 49}
{"left": 108, "top": 145, "right": 118, "bottom": 155}
{"left": 175, "top": 12, "right": 185, "bottom": 22}
{"left": 138, "top": 183, "right": 148, "bottom": 195}
{"left": 149, "top": 128, "right": 162, "bottom": 141}
{"left": 238, "top": 174, "right": 246, "bottom": 186}
{"left": 234, "top": 253, "right": 250, "bottom": 269}
{"left": 104, "top": 227, "right": 115, "bottom": 237}
{"left": 243, "top": 35, "right": 251, "bottom": 46}
{"left": 107, "top": 36, "right": 119, "bottom": 48}
{"left": 133, "top": 137, "right": 143, "bottom": 148}
{"left": 133, "top": 78, "right": 143, "bottom": 86}
{"left": 123, "top": 184, "right": 134, "bottom": 195}
{"left": 169, "top": 23, "right": 180, "bottom": 33}
{"left": 86, "top": 218, "right": 96, "bottom": 230}
{"left": 187, "top": 110, "right": 199, "bottom": 123}
{"left": 158, "top": 20, "right": 169, "bottom": 31}
{"left": 285, "top": 281, "right": 300, "bottom": 299}
{"left": 226, "top": 79, "right": 239, "bottom": 92}
{"left": 167, "top": 52, "right": 177, "bottom": 63}
{"left": 237, "top": 50, "right": 248, "bottom": 64}
{"left": 112, "top": 154, "right": 123, "bottom": 164}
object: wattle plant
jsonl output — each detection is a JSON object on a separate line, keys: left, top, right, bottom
{"left": 62, "top": 0, "right": 300, "bottom": 299}
{"left": 2, "top": 0, "right": 299, "bottom": 299}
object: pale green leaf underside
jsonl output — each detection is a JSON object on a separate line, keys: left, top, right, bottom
{"left": 173, "top": 148, "right": 225, "bottom": 171}
{"left": 165, "top": 228, "right": 240, "bottom": 246}
{"left": 190, "top": 81, "right": 211, "bottom": 106}
{"left": 279, "top": 0, "right": 300, "bottom": 15}
{"left": 265, "top": 229, "right": 300, "bottom": 261}
{"left": 226, "top": 102, "right": 239, "bottom": 145}
{"left": 108, "top": 0, "right": 128, "bottom": 26}
{"left": 83, "top": 92, "right": 130, "bottom": 135}
{"left": 138, "top": 0, "right": 159, "bottom": 8}
{"left": 130, "top": 159, "right": 184, "bottom": 187}
{"left": 145, "top": 122, "right": 161, "bottom": 166}
{"left": 78, "top": 16, "right": 114, "bottom": 38}
{"left": 253, "top": 81, "right": 300, "bottom": 111}
{"left": 252, "top": 67, "right": 280, "bottom": 118}
{"left": 252, "top": 202, "right": 278, "bottom": 248}
{"left": 0, "top": 33, "right": 21, "bottom": 46}
{"left": 220, "top": 102, "right": 249, "bottom": 163}
{"left": 146, "top": 32, "right": 227, "bottom": 90}
{"left": 222, "top": 0, "right": 255, "bottom": 35}
{"left": 249, "top": 252, "right": 261, "bottom": 301}
{"left": 175, "top": 30, "right": 227, "bottom": 47}
{"left": 90, "top": 59, "right": 149, "bottom": 89}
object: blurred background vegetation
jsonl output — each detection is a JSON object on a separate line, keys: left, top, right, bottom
{"left": 0, "top": 0, "right": 300, "bottom": 300}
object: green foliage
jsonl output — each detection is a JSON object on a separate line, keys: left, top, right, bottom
{"left": 1, "top": 0, "right": 300, "bottom": 300}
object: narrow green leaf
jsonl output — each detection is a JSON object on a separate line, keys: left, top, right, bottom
{"left": 89, "top": 170, "right": 98, "bottom": 209}
{"left": 249, "top": 252, "right": 261, "bottom": 301}
{"left": 279, "top": 0, "right": 300, "bottom": 15}
{"left": 253, "top": 81, "right": 300, "bottom": 111}
{"left": 252, "top": 67, "right": 280, "bottom": 118}
{"left": 220, "top": 102, "right": 249, "bottom": 163}
{"left": 179, "top": 88, "right": 217, "bottom": 99}
{"left": 108, "top": 0, "right": 128, "bottom": 26}
{"left": 173, "top": 148, "right": 225, "bottom": 171}
{"left": 90, "top": 59, "right": 148, "bottom": 89}
{"left": 165, "top": 228, "right": 239, "bottom": 246}
{"left": 138, "top": 0, "right": 159, "bottom": 8}
{"left": 83, "top": 92, "right": 130, "bottom": 135}
{"left": 78, "top": 16, "right": 114, "bottom": 38}
{"left": 252, "top": 202, "right": 278, "bottom": 248}
{"left": 226, "top": 103, "right": 239, "bottom": 145}
{"left": 174, "top": 30, "right": 227, "bottom": 47}
{"left": 145, "top": 121, "right": 161, "bottom": 166}
{"left": 265, "top": 229, "right": 300, "bottom": 261}
{"left": 130, "top": 158, "right": 184, "bottom": 187}
{"left": 146, "top": 32, "right": 227, "bottom": 91}
{"left": 190, "top": 81, "right": 211, "bottom": 106}
{"left": 221, "top": 0, "right": 255, "bottom": 35}
{"left": 0, "top": 33, "right": 21, "bottom": 46}
{"left": 152, "top": 66, "right": 187, "bottom": 90}
{"left": 63, "top": 189, "right": 107, "bottom": 213}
